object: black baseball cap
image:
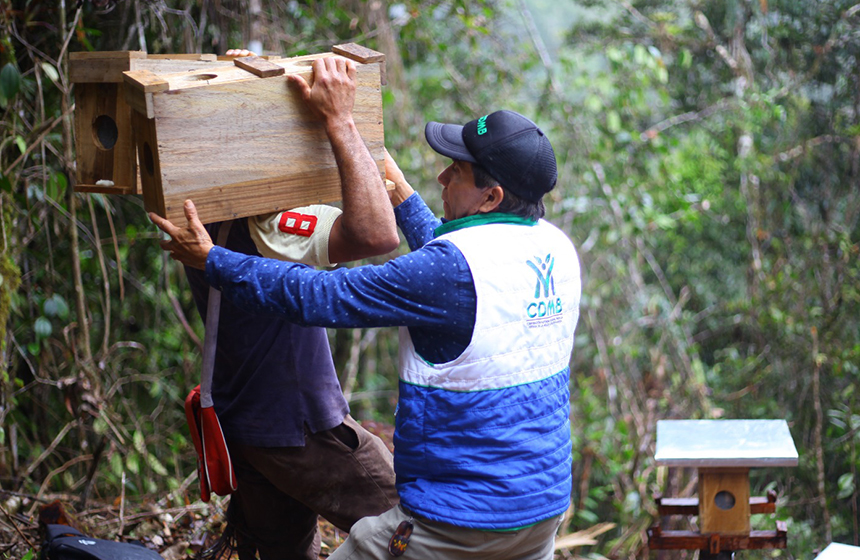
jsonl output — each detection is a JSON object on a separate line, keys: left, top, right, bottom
{"left": 424, "top": 110, "right": 557, "bottom": 202}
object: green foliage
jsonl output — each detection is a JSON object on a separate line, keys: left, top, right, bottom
{"left": 1, "top": 0, "right": 858, "bottom": 557}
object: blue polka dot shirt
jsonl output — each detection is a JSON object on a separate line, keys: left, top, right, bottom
{"left": 205, "top": 193, "right": 477, "bottom": 364}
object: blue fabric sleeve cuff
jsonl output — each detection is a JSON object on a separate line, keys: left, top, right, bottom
{"left": 205, "top": 245, "right": 235, "bottom": 289}
{"left": 393, "top": 191, "right": 422, "bottom": 222}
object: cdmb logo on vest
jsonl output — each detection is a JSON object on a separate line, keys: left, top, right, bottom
{"left": 526, "top": 254, "right": 563, "bottom": 321}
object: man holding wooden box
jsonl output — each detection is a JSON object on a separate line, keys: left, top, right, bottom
{"left": 155, "top": 60, "right": 581, "bottom": 558}
{"left": 181, "top": 55, "right": 400, "bottom": 560}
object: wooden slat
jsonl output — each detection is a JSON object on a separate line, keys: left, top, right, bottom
{"left": 233, "top": 56, "right": 286, "bottom": 78}
{"left": 124, "top": 88, "right": 155, "bottom": 119}
{"left": 656, "top": 495, "right": 777, "bottom": 516}
{"left": 147, "top": 54, "right": 218, "bottom": 61}
{"left": 332, "top": 43, "right": 385, "bottom": 64}
{"left": 134, "top": 110, "right": 165, "bottom": 216}
{"left": 70, "top": 51, "right": 146, "bottom": 83}
{"left": 648, "top": 527, "right": 787, "bottom": 551}
{"left": 75, "top": 184, "right": 136, "bottom": 195}
{"left": 123, "top": 69, "right": 169, "bottom": 93}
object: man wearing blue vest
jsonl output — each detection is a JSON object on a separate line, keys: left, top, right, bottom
{"left": 182, "top": 55, "right": 399, "bottom": 560}
{"left": 153, "top": 108, "right": 581, "bottom": 559}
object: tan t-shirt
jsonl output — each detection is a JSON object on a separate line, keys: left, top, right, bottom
{"left": 248, "top": 205, "right": 342, "bottom": 267}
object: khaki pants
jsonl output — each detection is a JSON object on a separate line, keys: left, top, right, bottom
{"left": 227, "top": 415, "right": 398, "bottom": 560}
{"left": 329, "top": 504, "right": 562, "bottom": 560}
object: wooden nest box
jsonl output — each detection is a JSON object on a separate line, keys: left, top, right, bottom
{"left": 70, "top": 52, "right": 224, "bottom": 195}
{"left": 120, "top": 44, "right": 385, "bottom": 225}
{"left": 648, "top": 419, "right": 798, "bottom": 558}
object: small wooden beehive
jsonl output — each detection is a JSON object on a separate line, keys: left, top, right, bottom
{"left": 70, "top": 52, "right": 225, "bottom": 195}
{"left": 122, "top": 45, "right": 385, "bottom": 225}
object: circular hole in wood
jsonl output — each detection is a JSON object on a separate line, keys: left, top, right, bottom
{"left": 93, "top": 115, "right": 118, "bottom": 151}
{"left": 185, "top": 73, "right": 218, "bottom": 81}
{"left": 143, "top": 142, "right": 155, "bottom": 176}
{"left": 714, "top": 490, "right": 736, "bottom": 511}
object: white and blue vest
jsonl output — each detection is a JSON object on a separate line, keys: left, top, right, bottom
{"left": 395, "top": 218, "right": 581, "bottom": 530}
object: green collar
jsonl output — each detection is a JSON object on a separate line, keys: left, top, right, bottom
{"left": 434, "top": 213, "right": 537, "bottom": 238}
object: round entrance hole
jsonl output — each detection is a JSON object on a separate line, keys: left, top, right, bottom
{"left": 143, "top": 142, "right": 155, "bottom": 176}
{"left": 714, "top": 490, "right": 736, "bottom": 511}
{"left": 93, "top": 115, "right": 118, "bottom": 150}
{"left": 185, "top": 73, "right": 218, "bottom": 81}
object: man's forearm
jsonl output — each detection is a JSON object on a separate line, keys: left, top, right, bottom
{"left": 325, "top": 118, "right": 399, "bottom": 261}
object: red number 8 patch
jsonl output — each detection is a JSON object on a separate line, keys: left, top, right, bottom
{"left": 278, "top": 212, "right": 318, "bottom": 237}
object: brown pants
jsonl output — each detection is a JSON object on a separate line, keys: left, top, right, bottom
{"left": 227, "top": 415, "right": 398, "bottom": 560}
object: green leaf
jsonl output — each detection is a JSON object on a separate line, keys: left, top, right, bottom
{"left": 47, "top": 172, "right": 68, "bottom": 201}
{"left": 93, "top": 417, "right": 108, "bottom": 435}
{"left": 126, "top": 451, "right": 140, "bottom": 475}
{"left": 34, "top": 317, "right": 52, "bottom": 339}
{"left": 837, "top": 472, "right": 855, "bottom": 500}
{"left": 22, "top": 549, "right": 35, "bottom": 560}
{"left": 0, "top": 64, "right": 21, "bottom": 99}
{"left": 147, "top": 452, "right": 169, "bottom": 476}
{"left": 15, "top": 135, "right": 26, "bottom": 155}
{"left": 40, "top": 62, "right": 60, "bottom": 83}
{"left": 606, "top": 110, "right": 621, "bottom": 133}
{"left": 654, "top": 214, "right": 677, "bottom": 230}
{"left": 53, "top": 294, "right": 70, "bottom": 320}
{"left": 110, "top": 452, "right": 123, "bottom": 477}
{"left": 133, "top": 429, "right": 145, "bottom": 453}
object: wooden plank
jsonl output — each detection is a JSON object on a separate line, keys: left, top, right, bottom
{"left": 124, "top": 87, "right": 155, "bottom": 119}
{"left": 134, "top": 58, "right": 233, "bottom": 75}
{"left": 648, "top": 527, "right": 788, "bottom": 551}
{"left": 233, "top": 56, "right": 286, "bottom": 78}
{"left": 70, "top": 51, "right": 146, "bottom": 83}
{"left": 142, "top": 59, "right": 383, "bottom": 224}
{"left": 71, "top": 52, "right": 225, "bottom": 83}
{"left": 332, "top": 43, "right": 385, "bottom": 64}
{"left": 123, "top": 69, "right": 169, "bottom": 93}
{"left": 146, "top": 53, "right": 327, "bottom": 92}
{"left": 656, "top": 495, "right": 776, "bottom": 516}
{"left": 147, "top": 54, "right": 218, "bottom": 61}
{"left": 134, "top": 110, "right": 166, "bottom": 216}
{"left": 699, "top": 468, "right": 751, "bottom": 535}
{"left": 75, "top": 184, "right": 136, "bottom": 195}
{"left": 70, "top": 51, "right": 147, "bottom": 60}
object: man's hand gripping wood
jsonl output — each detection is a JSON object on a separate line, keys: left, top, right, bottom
{"left": 150, "top": 200, "right": 213, "bottom": 270}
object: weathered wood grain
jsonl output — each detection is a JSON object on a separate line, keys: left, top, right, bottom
{"left": 72, "top": 52, "right": 229, "bottom": 195}
{"left": 232, "top": 56, "right": 286, "bottom": 78}
{"left": 699, "top": 468, "right": 751, "bottom": 535}
{"left": 332, "top": 43, "right": 386, "bottom": 64}
{"left": 70, "top": 51, "right": 146, "bottom": 83}
{"left": 125, "top": 53, "right": 385, "bottom": 224}
{"left": 73, "top": 82, "right": 138, "bottom": 194}
{"left": 648, "top": 525, "right": 787, "bottom": 551}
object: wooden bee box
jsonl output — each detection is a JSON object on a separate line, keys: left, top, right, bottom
{"left": 122, "top": 45, "right": 385, "bottom": 225}
{"left": 70, "top": 52, "right": 226, "bottom": 195}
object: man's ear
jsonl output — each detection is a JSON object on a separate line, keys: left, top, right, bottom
{"left": 478, "top": 185, "right": 504, "bottom": 214}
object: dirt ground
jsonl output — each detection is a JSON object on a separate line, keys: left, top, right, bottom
{"left": 5, "top": 420, "right": 396, "bottom": 559}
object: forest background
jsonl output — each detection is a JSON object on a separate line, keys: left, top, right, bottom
{"left": 1, "top": 0, "right": 859, "bottom": 558}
